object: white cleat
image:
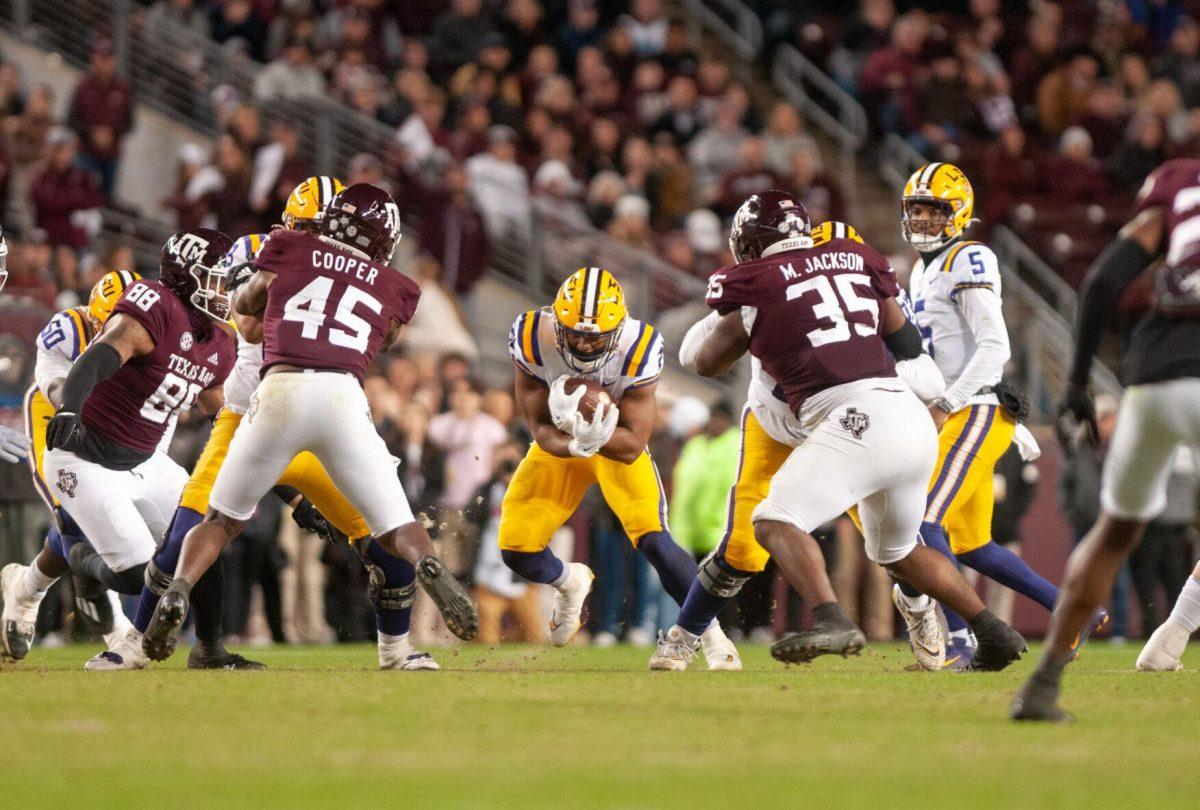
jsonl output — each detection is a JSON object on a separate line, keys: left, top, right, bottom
{"left": 892, "top": 584, "right": 945, "bottom": 671}
{"left": 549, "top": 563, "right": 594, "bottom": 647}
{"left": 1, "top": 563, "right": 42, "bottom": 660}
{"left": 379, "top": 636, "right": 440, "bottom": 671}
{"left": 1136, "top": 620, "right": 1189, "bottom": 671}
{"left": 649, "top": 625, "right": 699, "bottom": 671}
{"left": 700, "top": 622, "right": 742, "bottom": 671}
{"left": 84, "top": 628, "right": 149, "bottom": 671}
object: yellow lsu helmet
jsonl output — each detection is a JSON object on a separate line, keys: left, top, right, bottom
{"left": 283, "top": 175, "right": 346, "bottom": 231}
{"left": 901, "top": 162, "right": 975, "bottom": 252}
{"left": 811, "top": 220, "right": 864, "bottom": 247}
{"left": 552, "top": 267, "right": 627, "bottom": 373}
{"left": 88, "top": 269, "right": 141, "bottom": 326}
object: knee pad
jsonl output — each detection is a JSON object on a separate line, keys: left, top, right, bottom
{"left": 356, "top": 538, "right": 417, "bottom": 612}
{"left": 697, "top": 551, "right": 753, "bottom": 598}
{"left": 144, "top": 557, "right": 172, "bottom": 596}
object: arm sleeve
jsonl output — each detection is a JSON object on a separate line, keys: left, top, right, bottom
{"left": 35, "top": 347, "right": 75, "bottom": 398}
{"left": 679, "top": 311, "right": 720, "bottom": 372}
{"left": 59, "top": 343, "right": 123, "bottom": 413}
{"left": 940, "top": 287, "right": 1011, "bottom": 411}
{"left": 1068, "top": 237, "right": 1154, "bottom": 385}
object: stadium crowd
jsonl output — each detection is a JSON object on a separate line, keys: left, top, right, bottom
{"left": 2, "top": 0, "right": 1198, "bottom": 652}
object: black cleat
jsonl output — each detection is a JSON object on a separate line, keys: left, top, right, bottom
{"left": 770, "top": 622, "right": 866, "bottom": 664}
{"left": 66, "top": 545, "right": 114, "bottom": 635}
{"left": 968, "top": 623, "right": 1027, "bottom": 672}
{"left": 416, "top": 555, "right": 478, "bottom": 641}
{"left": 143, "top": 586, "right": 189, "bottom": 662}
{"left": 188, "top": 642, "right": 266, "bottom": 670}
{"left": 1011, "top": 672, "right": 1071, "bottom": 722}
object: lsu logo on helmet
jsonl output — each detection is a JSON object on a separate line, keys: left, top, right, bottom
{"left": 552, "top": 267, "right": 627, "bottom": 373}
{"left": 284, "top": 176, "right": 346, "bottom": 231}
{"left": 901, "top": 163, "right": 975, "bottom": 251}
{"left": 812, "top": 221, "right": 864, "bottom": 247}
{"left": 88, "top": 269, "right": 141, "bottom": 326}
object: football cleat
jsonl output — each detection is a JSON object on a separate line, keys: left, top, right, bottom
{"left": 84, "top": 629, "right": 149, "bottom": 671}
{"left": 187, "top": 642, "right": 266, "bottom": 670}
{"left": 941, "top": 638, "right": 976, "bottom": 671}
{"left": 1070, "top": 608, "right": 1110, "bottom": 658}
{"left": 549, "top": 563, "right": 594, "bottom": 647}
{"left": 1011, "top": 672, "right": 1071, "bottom": 722}
{"left": 649, "top": 626, "right": 699, "bottom": 671}
{"left": 143, "top": 586, "right": 190, "bottom": 662}
{"left": 1, "top": 563, "right": 41, "bottom": 660}
{"left": 770, "top": 622, "right": 866, "bottom": 664}
{"left": 700, "top": 622, "right": 742, "bottom": 671}
{"left": 379, "top": 636, "right": 439, "bottom": 671}
{"left": 66, "top": 544, "right": 114, "bottom": 635}
{"left": 416, "top": 556, "right": 478, "bottom": 641}
{"left": 892, "top": 585, "right": 945, "bottom": 671}
{"left": 1136, "top": 620, "right": 1189, "bottom": 671}
{"left": 966, "top": 624, "right": 1026, "bottom": 672}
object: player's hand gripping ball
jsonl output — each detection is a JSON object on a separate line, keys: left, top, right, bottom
{"left": 563, "top": 377, "right": 610, "bottom": 421}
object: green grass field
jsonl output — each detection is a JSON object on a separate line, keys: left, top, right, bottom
{"left": 2, "top": 642, "right": 1197, "bottom": 808}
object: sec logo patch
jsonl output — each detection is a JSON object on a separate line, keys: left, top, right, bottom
{"left": 180, "top": 332, "right": 194, "bottom": 351}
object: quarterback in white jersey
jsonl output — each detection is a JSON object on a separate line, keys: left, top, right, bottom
{"left": 501, "top": 266, "right": 740, "bottom": 669}
{"left": 899, "top": 162, "right": 1070, "bottom": 670}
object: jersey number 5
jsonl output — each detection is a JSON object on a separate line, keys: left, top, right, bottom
{"left": 283, "top": 277, "right": 383, "bottom": 353}
{"left": 786, "top": 273, "right": 879, "bottom": 347}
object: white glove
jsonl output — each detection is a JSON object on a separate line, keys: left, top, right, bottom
{"left": 0, "top": 425, "right": 29, "bottom": 463}
{"left": 568, "top": 400, "right": 620, "bottom": 458}
{"left": 1013, "top": 423, "right": 1041, "bottom": 462}
{"left": 548, "top": 375, "right": 586, "bottom": 435}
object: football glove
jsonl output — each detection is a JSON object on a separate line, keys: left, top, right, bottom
{"left": 568, "top": 400, "right": 619, "bottom": 458}
{"left": 225, "top": 261, "right": 256, "bottom": 294}
{"left": 1057, "top": 382, "right": 1097, "bottom": 447}
{"left": 45, "top": 411, "right": 84, "bottom": 451}
{"left": 548, "top": 374, "right": 586, "bottom": 435}
{"left": 290, "top": 497, "right": 344, "bottom": 546}
{"left": 0, "top": 424, "right": 29, "bottom": 463}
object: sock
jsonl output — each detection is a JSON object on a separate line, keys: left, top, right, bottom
{"left": 636, "top": 531, "right": 698, "bottom": 605}
{"left": 190, "top": 558, "right": 225, "bottom": 645}
{"left": 103, "top": 591, "right": 134, "bottom": 647}
{"left": 957, "top": 541, "right": 1058, "bottom": 611}
{"left": 897, "top": 580, "right": 923, "bottom": 599}
{"left": 46, "top": 527, "right": 74, "bottom": 563}
{"left": 895, "top": 589, "right": 932, "bottom": 613}
{"left": 920, "top": 521, "right": 970, "bottom": 636}
{"left": 133, "top": 507, "right": 204, "bottom": 632}
{"left": 1168, "top": 576, "right": 1200, "bottom": 633}
{"left": 18, "top": 561, "right": 56, "bottom": 602}
{"left": 676, "top": 578, "right": 730, "bottom": 636}
{"left": 378, "top": 631, "right": 409, "bottom": 648}
{"left": 501, "top": 548, "right": 565, "bottom": 586}
{"left": 365, "top": 540, "right": 416, "bottom": 636}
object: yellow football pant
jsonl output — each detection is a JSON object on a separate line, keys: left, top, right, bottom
{"left": 181, "top": 408, "right": 371, "bottom": 540}
{"left": 714, "top": 410, "right": 795, "bottom": 572}
{"left": 498, "top": 442, "right": 667, "bottom": 552}
{"left": 23, "top": 386, "right": 58, "bottom": 511}
{"left": 924, "top": 404, "right": 1016, "bottom": 555}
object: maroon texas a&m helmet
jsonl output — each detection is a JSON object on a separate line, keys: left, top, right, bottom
{"left": 728, "top": 189, "right": 813, "bottom": 263}
{"left": 160, "top": 227, "right": 234, "bottom": 321}
{"left": 320, "top": 183, "right": 402, "bottom": 264}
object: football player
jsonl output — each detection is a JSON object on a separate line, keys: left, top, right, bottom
{"left": 899, "top": 163, "right": 1090, "bottom": 669}
{"left": 651, "top": 219, "right": 948, "bottom": 671}
{"left": 1, "top": 270, "right": 139, "bottom": 660}
{"left": 133, "top": 177, "right": 443, "bottom": 671}
{"left": 0, "top": 229, "right": 31, "bottom": 464}
{"left": 144, "top": 183, "right": 477, "bottom": 661}
{"left": 1014, "top": 159, "right": 1200, "bottom": 719}
{"left": 499, "top": 267, "right": 741, "bottom": 667}
{"left": 36, "top": 229, "right": 237, "bottom": 670}
{"left": 659, "top": 190, "right": 1027, "bottom": 671}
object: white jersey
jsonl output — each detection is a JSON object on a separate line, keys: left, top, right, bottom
{"left": 908, "top": 240, "right": 1005, "bottom": 410}
{"left": 223, "top": 332, "right": 264, "bottom": 416}
{"left": 507, "top": 307, "right": 664, "bottom": 400}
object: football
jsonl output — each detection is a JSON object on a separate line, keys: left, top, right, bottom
{"left": 564, "top": 377, "right": 610, "bottom": 421}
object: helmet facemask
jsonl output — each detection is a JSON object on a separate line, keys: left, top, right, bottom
{"left": 901, "top": 197, "right": 956, "bottom": 251}
{"left": 554, "top": 319, "right": 624, "bottom": 375}
{"left": 188, "top": 259, "right": 231, "bottom": 322}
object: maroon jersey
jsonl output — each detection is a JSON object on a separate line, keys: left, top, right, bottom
{"left": 256, "top": 229, "right": 420, "bottom": 382}
{"left": 706, "top": 238, "right": 899, "bottom": 412}
{"left": 1137, "top": 158, "right": 1200, "bottom": 267}
{"left": 81, "top": 280, "right": 235, "bottom": 466}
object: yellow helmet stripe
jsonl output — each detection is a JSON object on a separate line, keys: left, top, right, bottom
{"left": 248, "top": 233, "right": 263, "bottom": 254}
{"left": 941, "top": 240, "right": 982, "bottom": 273}
{"left": 621, "top": 323, "right": 657, "bottom": 376}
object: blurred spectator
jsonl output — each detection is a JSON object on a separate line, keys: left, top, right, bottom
{"left": 762, "top": 101, "right": 817, "bottom": 178}
{"left": 649, "top": 75, "right": 702, "bottom": 145}
{"left": 346, "top": 152, "right": 393, "bottom": 196}
{"left": 430, "top": 0, "right": 495, "bottom": 79}
{"left": 210, "top": 0, "right": 269, "bottom": 62}
{"left": 1155, "top": 16, "right": 1200, "bottom": 107}
{"left": 788, "top": 143, "right": 846, "bottom": 226}
{"left": 1041, "top": 126, "right": 1109, "bottom": 206}
{"left": 145, "top": 0, "right": 210, "bottom": 40}
{"left": 1129, "top": 448, "right": 1197, "bottom": 639}
{"left": 418, "top": 162, "right": 490, "bottom": 297}
{"left": 254, "top": 38, "right": 326, "bottom": 102}
{"left": 556, "top": 0, "right": 604, "bottom": 70}
{"left": 0, "top": 62, "right": 24, "bottom": 121}
{"left": 1077, "top": 81, "right": 1130, "bottom": 160}
{"left": 1036, "top": 48, "right": 1101, "bottom": 135}
{"left": 648, "top": 132, "right": 693, "bottom": 229}
{"left": 979, "top": 444, "right": 1040, "bottom": 625}
{"left": 688, "top": 101, "right": 748, "bottom": 203}
{"left": 1009, "top": 14, "right": 1062, "bottom": 115}
{"left": 402, "top": 255, "right": 479, "bottom": 360}
{"left": 619, "top": 0, "right": 669, "bottom": 58}
{"left": 250, "top": 120, "right": 311, "bottom": 227}
{"left": 164, "top": 142, "right": 219, "bottom": 230}
{"left": 499, "top": 0, "right": 548, "bottom": 69}
{"left": 1108, "top": 114, "right": 1166, "bottom": 194}
{"left": 465, "top": 124, "right": 531, "bottom": 240}
{"left": 532, "top": 158, "right": 588, "bottom": 227}
{"left": 222, "top": 494, "right": 286, "bottom": 645}
{"left": 981, "top": 125, "right": 1038, "bottom": 227}
{"left": 684, "top": 208, "right": 725, "bottom": 273}
{"left": 584, "top": 170, "right": 625, "bottom": 228}
{"left": 68, "top": 38, "right": 134, "bottom": 198}
{"left": 606, "top": 194, "right": 654, "bottom": 251}
{"left": 670, "top": 398, "right": 730, "bottom": 565}
{"left": 30, "top": 127, "right": 103, "bottom": 292}
{"left": 654, "top": 18, "right": 699, "bottom": 78}
{"left": 208, "top": 133, "right": 257, "bottom": 238}
{"left": 909, "top": 46, "right": 979, "bottom": 154}
{"left": 2, "top": 233, "right": 57, "bottom": 308}
{"left": 859, "top": 11, "right": 927, "bottom": 134}
{"left": 714, "top": 137, "right": 780, "bottom": 216}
